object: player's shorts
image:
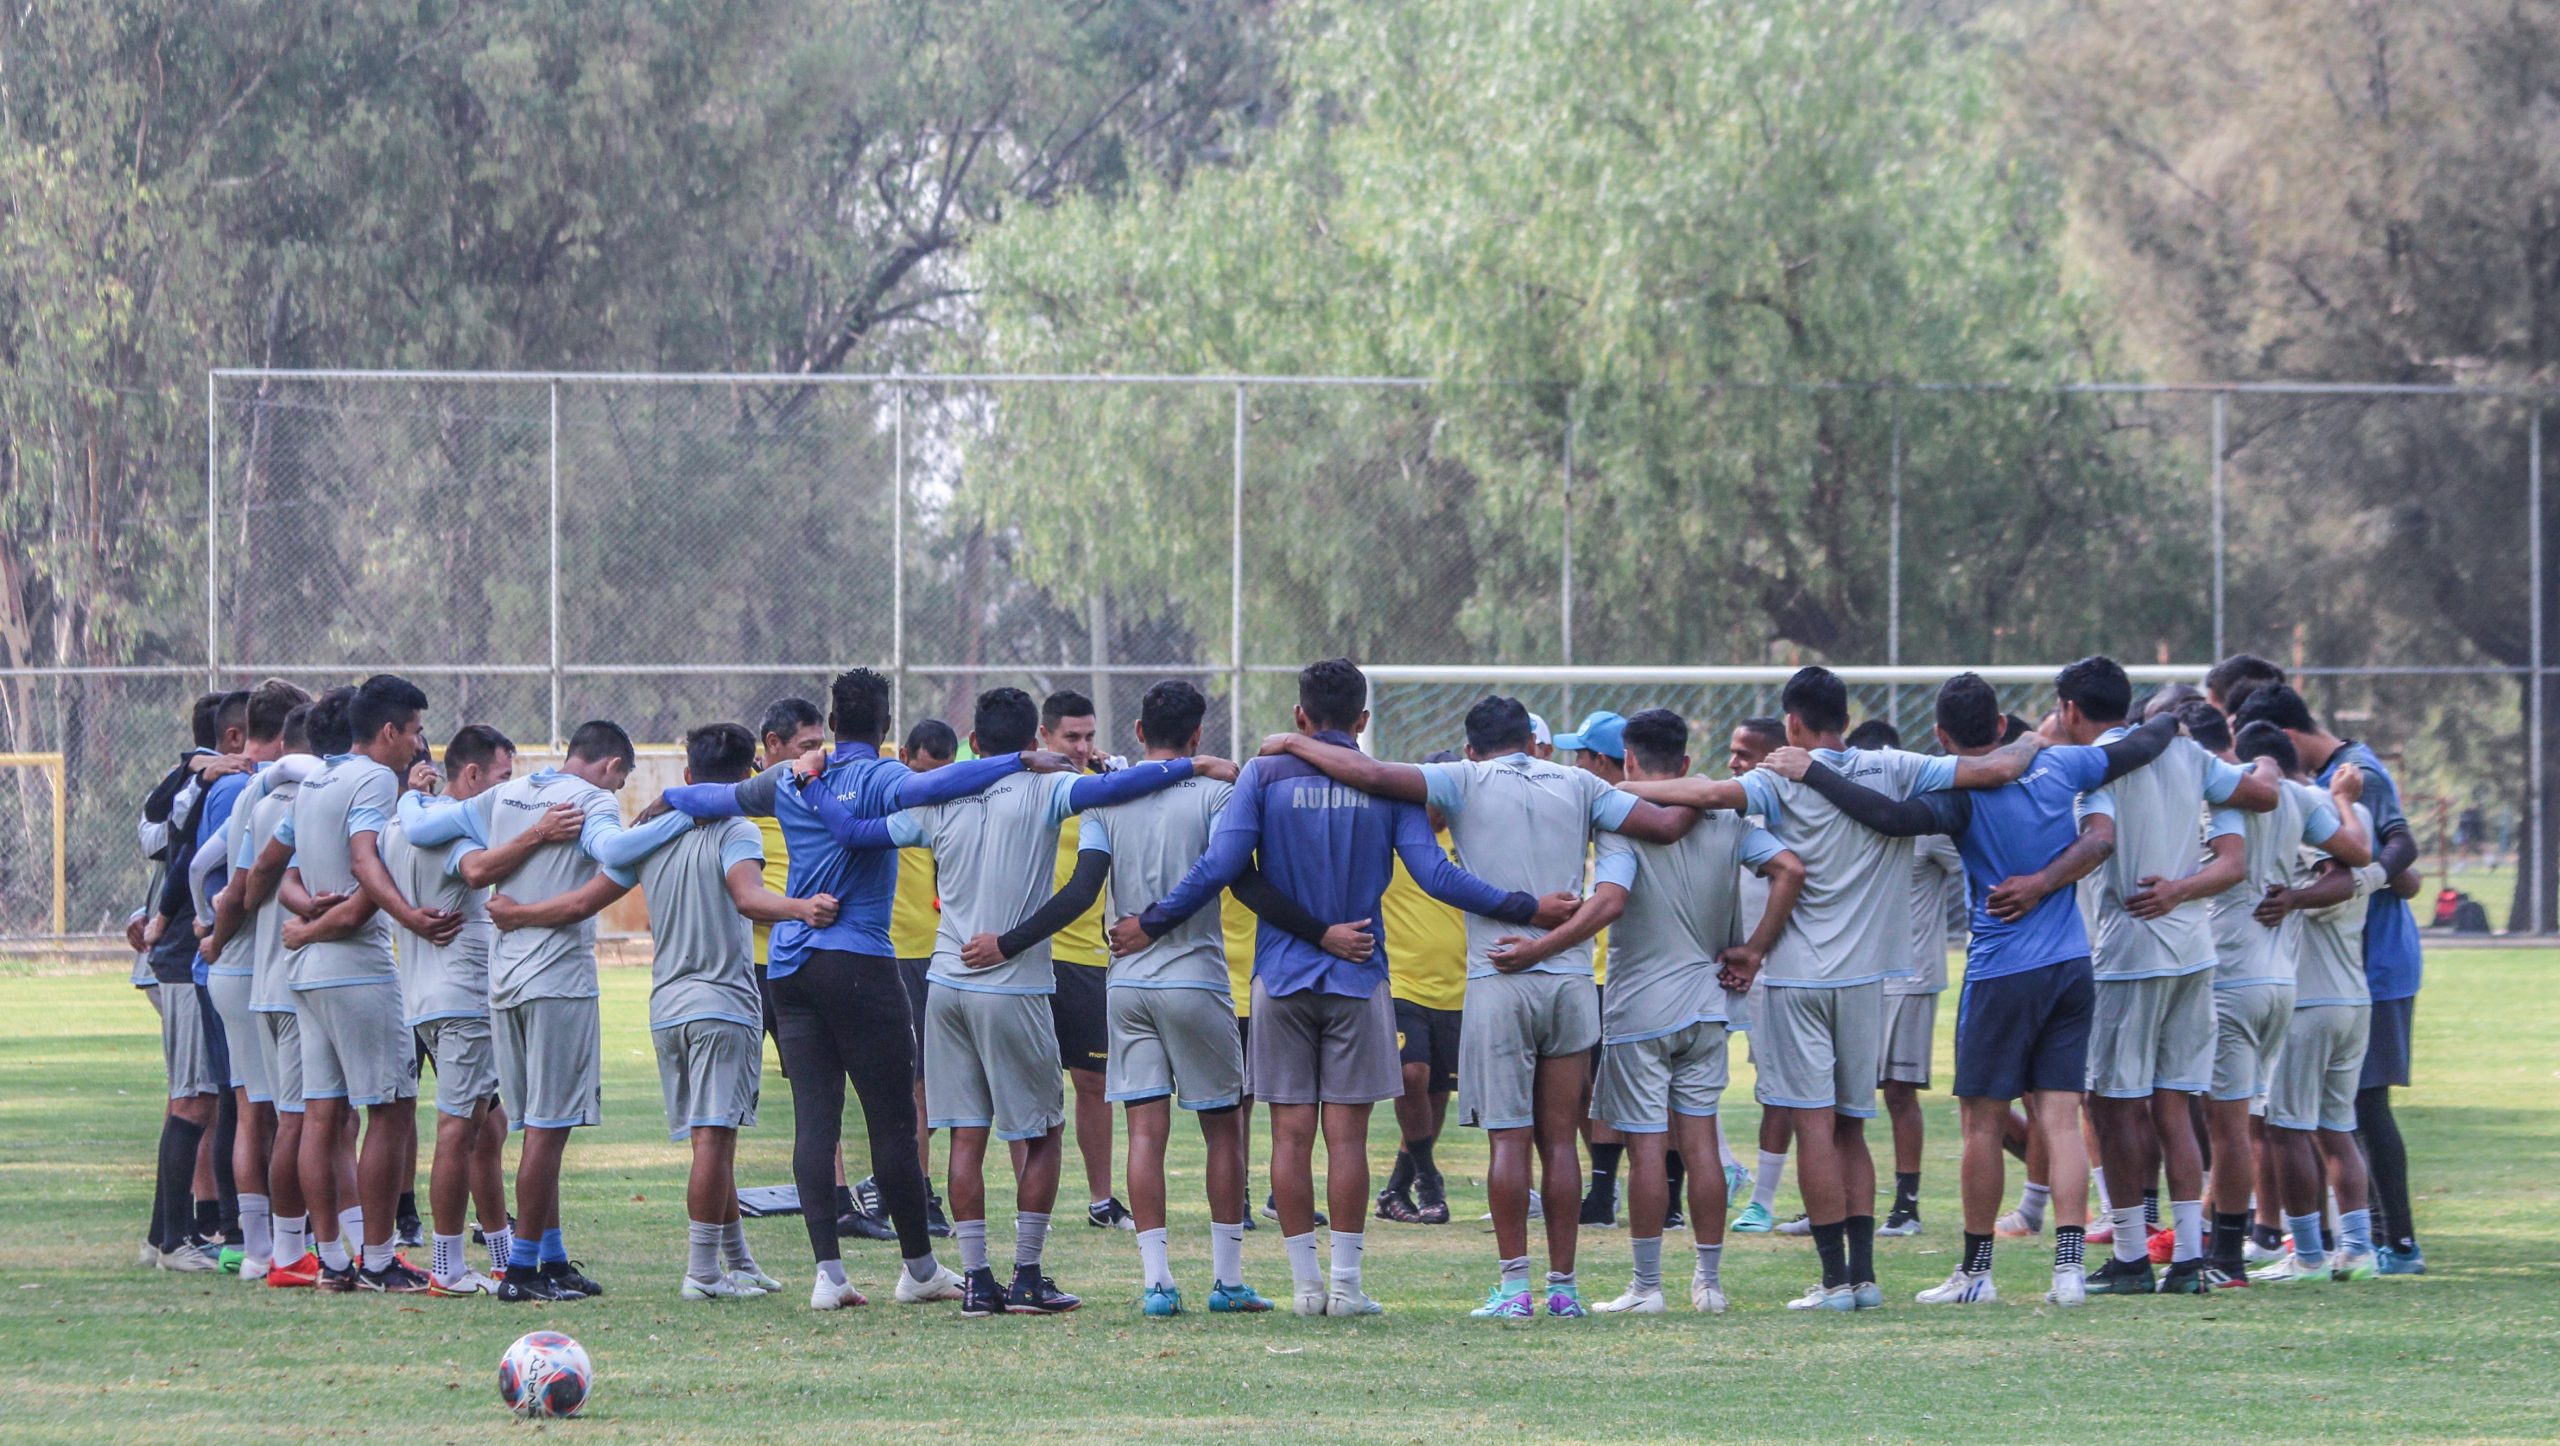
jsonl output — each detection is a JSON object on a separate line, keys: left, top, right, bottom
{"left": 899, "top": 957, "right": 933, "bottom": 1082}
{"left": 2209, "top": 984, "right": 2294, "bottom": 1103}
{"left": 1248, "top": 976, "right": 1401, "bottom": 1106}
{"left": 654, "top": 1018, "right": 762, "bottom": 1142}
{"left": 494, "top": 995, "right": 603, "bottom": 1130}
{"left": 1593, "top": 1019, "right": 1729, "bottom": 1133}
{"left": 2267, "top": 1003, "right": 2370, "bottom": 1133}
{"left": 1050, "top": 959, "right": 1110, "bottom": 1073}
{"left": 2360, "top": 994, "right": 2414, "bottom": 1090}
{"left": 296, "top": 981, "right": 416, "bottom": 1109}
{"left": 1753, "top": 980, "right": 1882, "bottom": 1118}
{"left": 1879, "top": 991, "right": 1939, "bottom": 1088}
{"left": 1393, "top": 998, "right": 1462, "bottom": 1095}
{"left": 2086, "top": 969, "right": 2215, "bottom": 1097}
{"left": 754, "top": 963, "right": 785, "bottom": 1080}
{"left": 1952, "top": 959, "right": 2093, "bottom": 1101}
{"left": 1457, "top": 971, "right": 1601, "bottom": 1131}
{"left": 1106, "top": 986, "right": 1244, "bottom": 1112}
{"left": 162, "top": 982, "right": 222, "bottom": 1101}
{"left": 255, "top": 1010, "right": 304, "bottom": 1113}
{"left": 925, "top": 985, "right": 1066, "bottom": 1141}
{"left": 414, "top": 1015, "right": 500, "bottom": 1119}
{"left": 206, "top": 971, "right": 263, "bottom": 1100}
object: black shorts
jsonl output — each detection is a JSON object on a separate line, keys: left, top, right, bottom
{"left": 755, "top": 963, "right": 786, "bottom": 1079}
{"left": 899, "top": 957, "right": 932, "bottom": 1081}
{"left": 1953, "top": 957, "right": 2094, "bottom": 1101}
{"left": 1051, "top": 958, "right": 1110, "bottom": 1073}
{"left": 2360, "top": 994, "right": 2414, "bottom": 1090}
{"left": 1394, "top": 998, "right": 1462, "bottom": 1095}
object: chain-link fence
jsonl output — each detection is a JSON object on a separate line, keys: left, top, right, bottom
{"left": 0, "top": 372, "right": 2546, "bottom": 938}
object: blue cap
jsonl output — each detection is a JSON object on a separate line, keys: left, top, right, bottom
{"left": 1553, "top": 710, "right": 1627, "bottom": 760}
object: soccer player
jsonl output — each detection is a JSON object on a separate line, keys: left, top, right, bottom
{"left": 1555, "top": 711, "right": 1633, "bottom": 1232}
{"left": 380, "top": 724, "right": 584, "bottom": 1295}
{"left": 2205, "top": 653, "right": 2288, "bottom": 720}
{"left": 1375, "top": 749, "right": 1469, "bottom": 1227}
{"left": 1724, "top": 715, "right": 1795, "bottom": 1234}
{"left": 2233, "top": 682, "right": 2428, "bottom": 1274}
{"left": 791, "top": 686, "right": 1215, "bottom": 1317}
{"left": 2249, "top": 764, "right": 2389, "bottom": 1283}
{"left": 1035, "top": 690, "right": 1137, "bottom": 1232}
{"left": 1777, "top": 676, "right": 2180, "bottom": 1306}
{"left": 1256, "top": 693, "right": 1699, "bottom": 1319}
{"left": 1112, "top": 659, "right": 1572, "bottom": 1318}
{"left": 1504, "top": 709, "right": 1801, "bottom": 1315}
{"left": 1618, "top": 667, "right": 2049, "bottom": 1312}
{"left": 660, "top": 670, "right": 1055, "bottom": 1312}
{"left": 2052, "top": 655, "right": 2280, "bottom": 1294}
{"left": 887, "top": 717, "right": 959, "bottom": 1236}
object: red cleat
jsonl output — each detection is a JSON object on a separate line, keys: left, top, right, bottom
{"left": 2147, "top": 1226, "right": 2177, "bottom": 1265}
{"left": 266, "top": 1252, "right": 321, "bottom": 1288}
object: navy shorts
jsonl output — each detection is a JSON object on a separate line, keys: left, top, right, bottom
{"left": 2359, "top": 994, "right": 2414, "bottom": 1090}
{"left": 1953, "top": 957, "right": 2094, "bottom": 1101}
{"left": 196, "top": 982, "right": 233, "bottom": 1089}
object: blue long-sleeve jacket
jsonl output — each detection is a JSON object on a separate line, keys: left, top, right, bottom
{"left": 1138, "top": 732, "right": 1539, "bottom": 998}
{"left": 799, "top": 757, "right": 1199, "bottom": 852}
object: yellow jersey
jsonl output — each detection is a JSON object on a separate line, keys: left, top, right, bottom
{"left": 750, "top": 813, "right": 790, "bottom": 966}
{"left": 1593, "top": 927, "right": 1609, "bottom": 987}
{"left": 1224, "top": 893, "right": 1256, "bottom": 1017}
{"left": 889, "top": 844, "right": 938, "bottom": 959}
{"left": 1381, "top": 827, "right": 1468, "bottom": 1012}
{"left": 1051, "top": 813, "right": 1110, "bottom": 968}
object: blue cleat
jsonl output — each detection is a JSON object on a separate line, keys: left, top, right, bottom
{"left": 2376, "top": 1245, "right": 2427, "bottom": 1276}
{"left": 1142, "top": 1283, "right": 1184, "bottom": 1317}
{"left": 1470, "top": 1282, "right": 1534, "bottom": 1319}
{"left": 1208, "top": 1280, "right": 1273, "bottom": 1313}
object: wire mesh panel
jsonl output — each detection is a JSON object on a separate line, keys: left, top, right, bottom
{"left": 0, "top": 754, "right": 61, "bottom": 937}
{"left": 1, "top": 674, "right": 208, "bottom": 934}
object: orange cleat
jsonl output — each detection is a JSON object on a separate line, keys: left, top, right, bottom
{"left": 266, "top": 1252, "right": 321, "bottom": 1288}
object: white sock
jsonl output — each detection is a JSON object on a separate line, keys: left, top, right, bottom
{"left": 485, "top": 1224, "right": 513, "bottom": 1274}
{"left": 317, "top": 1236, "right": 350, "bottom": 1271}
{"left": 1327, "top": 1230, "right": 1365, "bottom": 1289}
{"left": 1693, "top": 1240, "right": 1723, "bottom": 1290}
{"left": 1751, "top": 1151, "right": 1787, "bottom": 1212}
{"left": 431, "top": 1231, "right": 466, "bottom": 1283}
{"left": 2170, "top": 1198, "right": 2204, "bottom": 1263}
{"left": 2091, "top": 1166, "right": 2112, "bottom": 1217}
{"left": 1014, "top": 1211, "right": 1051, "bottom": 1270}
{"left": 361, "top": 1239, "right": 394, "bottom": 1273}
{"left": 239, "top": 1193, "right": 272, "bottom": 1264}
{"left": 1210, "top": 1220, "right": 1245, "bottom": 1286}
{"left": 2017, "top": 1181, "right": 2051, "bottom": 1229}
{"left": 1545, "top": 1267, "right": 1575, "bottom": 1288}
{"left": 276, "top": 1214, "right": 308, "bottom": 1264}
{"left": 338, "top": 1206, "right": 364, "bottom": 1250}
{"left": 1499, "top": 1254, "right": 1531, "bottom": 1292}
{"left": 817, "top": 1258, "right": 847, "bottom": 1286}
{"left": 1284, "top": 1231, "right": 1321, "bottom": 1290}
{"left": 2111, "top": 1204, "right": 2147, "bottom": 1264}
{"left": 722, "top": 1218, "right": 758, "bottom": 1273}
{"left": 1137, "top": 1227, "right": 1173, "bottom": 1290}
{"left": 1630, "top": 1236, "right": 1663, "bottom": 1293}
{"left": 687, "top": 1220, "right": 722, "bottom": 1284}
{"left": 956, "top": 1218, "right": 989, "bottom": 1274}
{"left": 1090, "top": 1197, "right": 1113, "bottom": 1214}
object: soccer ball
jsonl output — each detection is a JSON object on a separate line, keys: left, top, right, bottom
{"left": 497, "top": 1330, "right": 592, "bottom": 1419}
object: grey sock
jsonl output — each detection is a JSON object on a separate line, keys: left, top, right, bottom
{"left": 1631, "top": 1236, "right": 1663, "bottom": 1294}
{"left": 1694, "top": 1241, "right": 1723, "bottom": 1290}
{"left": 817, "top": 1258, "right": 847, "bottom": 1286}
{"left": 721, "top": 1218, "right": 757, "bottom": 1272}
{"left": 687, "top": 1219, "right": 722, "bottom": 1284}
{"left": 904, "top": 1253, "right": 940, "bottom": 1283}
{"left": 957, "top": 1219, "right": 989, "bottom": 1274}
{"left": 1014, "top": 1212, "right": 1052, "bottom": 1270}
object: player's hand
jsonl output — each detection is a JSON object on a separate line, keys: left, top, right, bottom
{"left": 193, "top": 753, "right": 249, "bottom": 781}
{"left": 960, "top": 932, "right": 1009, "bottom": 969}
{"left": 485, "top": 893, "right": 528, "bottom": 931}
{"left": 281, "top": 916, "right": 315, "bottom": 950}
{"left": 406, "top": 758, "right": 440, "bottom": 795}
{"left": 1761, "top": 746, "right": 1814, "bottom": 782}
{"left": 1016, "top": 749, "right": 1071, "bottom": 775}
{"left": 1108, "top": 913, "right": 1151, "bottom": 957}
{"left": 789, "top": 749, "right": 828, "bottom": 783}
{"left": 1716, "top": 944, "right": 1764, "bottom": 992}
{"left": 1320, "top": 917, "right": 1376, "bottom": 963}
{"left": 1985, "top": 873, "right": 2048, "bottom": 922}
{"left": 531, "top": 802, "right": 585, "bottom": 843}
{"left": 2124, "top": 874, "right": 2177, "bottom": 920}
{"left": 634, "top": 795, "right": 673, "bottom": 824}
{"left": 1531, "top": 890, "right": 1580, "bottom": 928}
{"left": 1486, "top": 934, "right": 1546, "bottom": 972}
{"left": 141, "top": 913, "right": 167, "bottom": 949}
{"left": 2328, "top": 764, "right": 2364, "bottom": 806}
{"left": 799, "top": 892, "right": 840, "bottom": 928}
{"left": 125, "top": 913, "right": 152, "bottom": 954}
{"left": 1191, "top": 755, "right": 1240, "bottom": 784}
{"left": 297, "top": 891, "right": 348, "bottom": 921}
{"left": 1257, "top": 732, "right": 1305, "bottom": 758}
{"left": 193, "top": 919, "right": 211, "bottom": 941}
{"left": 2252, "top": 882, "right": 2293, "bottom": 928}
{"left": 196, "top": 929, "right": 221, "bottom": 964}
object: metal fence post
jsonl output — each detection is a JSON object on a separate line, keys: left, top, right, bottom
{"left": 548, "top": 381, "right": 562, "bottom": 749}
{"left": 2211, "top": 392, "right": 2227, "bottom": 661}
{"left": 2533, "top": 404, "right": 2546, "bottom": 934}
{"left": 893, "top": 385, "right": 906, "bottom": 727}
{"left": 1561, "top": 391, "right": 1576, "bottom": 720}
{"left": 205, "top": 372, "right": 220, "bottom": 689}
{"left": 1231, "top": 384, "right": 1246, "bottom": 750}
{"left": 1887, "top": 391, "right": 1902, "bottom": 728}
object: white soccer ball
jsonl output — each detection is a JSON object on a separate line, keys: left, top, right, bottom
{"left": 497, "top": 1329, "right": 593, "bottom": 1419}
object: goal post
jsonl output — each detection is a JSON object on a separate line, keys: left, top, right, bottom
{"left": 0, "top": 752, "right": 67, "bottom": 938}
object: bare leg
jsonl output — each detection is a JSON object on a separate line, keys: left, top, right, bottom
{"left": 301, "top": 1097, "right": 346, "bottom": 1245}
{"left": 1124, "top": 1099, "right": 1173, "bottom": 1233}
{"left": 1486, "top": 1126, "right": 1535, "bottom": 1260}
{"left": 511, "top": 1125, "right": 569, "bottom": 1247}
{"left": 470, "top": 1102, "right": 511, "bottom": 1236}
{"left": 2205, "top": 1098, "right": 2256, "bottom": 1218}
{"left": 356, "top": 1099, "right": 414, "bottom": 1249}
{"left": 2151, "top": 1088, "right": 2204, "bottom": 1203}
{"left": 1319, "top": 1103, "right": 1374, "bottom": 1233}
{"left": 687, "top": 1125, "right": 738, "bottom": 1224}
{"left": 1070, "top": 1068, "right": 1112, "bottom": 1206}
{"left": 1884, "top": 1081, "right": 1925, "bottom": 1176}
{"left": 1200, "top": 1105, "right": 1247, "bottom": 1225}
{"left": 1958, "top": 1096, "right": 2011, "bottom": 1234}
{"left": 1535, "top": 1052, "right": 1589, "bottom": 1274}
{"left": 1267, "top": 1104, "right": 1319, "bottom": 1235}
{"left": 1673, "top": 1113, "right": 1727, "bottom": 1243}
{"left": 944, "top": 1126, "right": 989, "bottom": 1225}
{"left": 1787, "top": 1106, "right": 1847, "bottom": 1223}
{"left": 2032, "top": 1090, "right": 2090, "bottom": 1228}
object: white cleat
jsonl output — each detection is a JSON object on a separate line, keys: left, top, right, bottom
{"left": 1294, "top": 1284, "right": 1330, "bottom": 1318}
{"left": 159, "top": 1241, "right": 221, "bottom": 1273}
{"left": 682, "top": 1273, "right": 755, "bottom": 1301}
{"left": 1690, "top": 1280, "right": 1729, "bottom": 1315}
{"left": 1775, "top": 1214, "right": 1813, "bottom": 1237}
{"left": 138, "top": 1242, "right": 163, "bottom": 1269}
{"left": 1994, "top": 1209, "right": 2043, "bottom": 1239}
{"left": 809, "top": 1272, "right": 871, "bottom": 1310}
{"left": 1324, "top": 1285, "right": 1385, "bottom": 1317}
{"left": 239, "top": 1254, "right": 271, "bottom": 1282}
{"left": 893, "top": 1262, "right": 966, "bottom": 1304}
{"left": 2045, "top": 1269, "right": 2087, "bottom": 1307}
{"left": 1915, "top": 1269, "right": 1998, "bottom": 1305}
{"left": 2084, "top": 1219, "right": 2114, "bottom": 1246}
{"left": 1593, "top": 1284, "right": 1667, "bottom": 1314}
{"left": 2242, "top": 1236, "right": 2287, "bottom": 1265}
{"left": 429, "top": 1268, "right": 496, "bottom": 1297}
{"left": 728, "top": 1265, "right": 780, "bottom": 1294}
{"left": 1785, "top": 1282, "right": 1858, "bottom": 1312}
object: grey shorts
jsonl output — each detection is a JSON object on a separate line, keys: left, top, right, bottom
{"left": 1247, "top": 976, "right": 1401, "bottom": 1106}
{"left": 162, "top": 983, "right": 222, "bottom": 1101}
{"left": 1593, "top": 1020, "right": 1729, "bottom": 1133}
{"left": 1458, "top": 971, "right": 1601, "bottom": 1130}
{"left": 654, "top": 1018, "right": 762, "bottom": 1142}
{"left": 207, "top": 972, "right": 263, "bottom": 1100}
{"left": 255, "top": 1010, "right": 304, "bottom": 1113}
{"left": 1879, "top": 991, "right": 1938, "bottom": 1088}
{"left": 2210, "top": 984, "right": 2294, "bottom": 1103}
{"left": 1107, "top": 986, "right": 1245, "bottom": 1112}
{"left": 1752, "top": 981, "right": 1882, "bottom": 1119}
{"left": 494, "top": 996, "right": 603, "bottom": 1131}
{"left": 416, "top": 1015, "right": 502, "bottom": 1119}
{"left": 2087, "top": 970, "right": 2216, "bottom": 1098}
{"left": 924, "top": 985, "right": 1065, "bottom": 1141}
{"left": 2267, "top": 1004, "right": 2369, "bottom": 1133}
{"left": 297, "top": 981, "right": 417, "bottom": 1109}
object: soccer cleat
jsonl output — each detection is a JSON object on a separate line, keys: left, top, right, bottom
{"left": 1915, "top": 1269, "right": 1997, "bottom": 1305}
{"left": 2376, "top": 1244, "right": 2428, "bottom": 1276}
{"left": 2045, "top": 1269, "right": 2088, "bottom": 1307}
{"left": 1208, "top": 1280, "right": 1274, "bottom": 1313}
{"left": 238, "top": 1253, "right": 270, "bottom": 1283}
{"left": 2243, "top": 1235, "right": 2286, "bottom": 1265}
{"left": 1878, "top": 1208, "right": 1923, "bottom": 1237}
{"left": 1785, "top": 1283, "right": 1858, "bottom": 1312}
{"left": 682, "top": 1273, "right": 755, "bottom": 1301}
{"left": 265, "top": 1253, "right": 320, "bottom": 1289}
{"left": 1579, "top": 1183, "right": 1619, "bottom": 1229}
{"left": 159, "top": 1240, "right": 221, "bottom": 1273}
{"left": 2330, "top": 1248, "right": 2379, "bottom": 1281}
{"left": 1852, "top": 1281, "right": 1883, "bottom": 1310}
{"left": 1470, "top": 1283, "right": 1535, "bottom": 1319}
{"left": 2250, "top": 1255, "right": 2331, "bottom": 1285}
{"left": 218, "top": 1244, "right": 245, "bottom": 1274}
{"left": 836, "top": 1207, "right": 898, "bottom": 1243}
{"left": 1731, "top": 1202, "right": 1776, "bottom": 1234}
{"left": 317, "top": 1260, "right": 361, "bottom": 1293}
{"left": 495, "top": 1267, "right": 573, "bottom": 1302}
{"left": 546, "top": 1261, "right": 605, "bottom": 1298}
{"left": 357, "top": 1256, "right": 433, "bottom": 1294}
{"left": 1415, "top": 1173, "right": 1452, "bottom": 1226}
{"left": 1293, "top": 1284, "right": 1330, "bottom": 1318}
{"left": 957, "top": 1267, "right": 1009, "bottom": 1318}
{"left": 1004, "top": 1268, "right": 1081, "bottom": 1314}
{"left": 925, "top": 1194, "right": 954, "bottom": 1239}
{"left": 1691, "top": 1280, "right": 1729, "bottom": 1315}
{"left": 1324, "top": 1285, "right": 1385, "bottom": 1317}
{"left": 1375, "top": 1188, "right": 1425, "bottom": 1224}
{"left": 1546, "top": 1283, "right": 1589, "bottom": 1318}
{"left": 395, "top": 1212, "right": 425, "bottom": 1251}
{"left": 429, "top": 1269, "right": 495, "bottom": 1298}
{"left": 2084, "top": 1257, "right": 2154, "bottom": 1295}
{"left": 2200, "top": 1265, "right": 2249, "bottom": 1291}
{"left": 1593, "top": 1284, "right": 1666, "bottom": 1314}
{"left": 1726, "top": 1163, "right": 1752, "bottom": 1201}
{"left": 1775, "top": 1214, "right": 1813, "bottom": 1237}
{"left": 2146, "top": 1226, "right": 2176, "bottom": 1265}
{"left": 1263, "top": 1194, "right": 1327, "bottom": 1229}
{"left": 809, "top": 1271, "right": 870, "bottom": 1310}
{"left": 2084, "top": 1218, "right": 2113, "bottom": 1246}
{"left": 137, "top": 1240, "right": 162, "bottom": 1269}
{"left": 730, "top": 1263, "right": 783, "bottom": 1294}
{"left": 1664, "top": 1202, "right": 1687, "bottom": 1231}
{"left": 1142, "top": 1283, "right": 1184, "bottom": 1317}
{"left": 1994, "top": 1209, "right": 2043, "bottom": 1239}
{"left": 2155, "top": 1260, "right": 2211, "bottom": 1295}
{"left": 853, "top": 1175, "right": 885, "bottom": 1218}
{"left": 1088, "top": 1197, "right": 1136, "bottom": 1231}
{"left": 893, "top": 1262, "right": 966, "bottom": 1304}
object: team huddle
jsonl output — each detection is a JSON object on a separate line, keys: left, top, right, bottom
{"left": 127, "top": 651, "right": 2427, "bottom": 1319}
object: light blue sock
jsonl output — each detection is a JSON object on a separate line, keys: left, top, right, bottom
{"left": 509, "top": 1235, "right": 540, "bottom": 1271}
{"left": 2337, "top": 1207, "right": 2373, "bottom": 1255}
{"left": 2285, "top": 1211, "right": 2327, "bottom": 1264}
{"left": 540, "top": 1227, "right": 566, "bottom": 1266}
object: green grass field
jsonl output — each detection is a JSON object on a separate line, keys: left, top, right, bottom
{"left": 4, "top": 952, "right": 2555, "bottom": 1442}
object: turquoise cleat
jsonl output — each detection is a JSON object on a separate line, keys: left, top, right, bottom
{"left": 1208, "top": 1280, "right": 1273, "bottom": 1313}
{"left": 1470, "top": 1282, "right": 1534, "bottom": 1319}
{"left": 1142, "top": 1283, "right": 1184, "bottom": 1317}
{"left": 1732, "top": 1201, "right": 1776, "bottom": 1234}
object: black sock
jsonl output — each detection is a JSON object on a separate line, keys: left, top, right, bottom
{"left": 2055, "top": 1225, "right": 2086, "bottom": 1272}
{"left": 211, "top": 1088, "right": 239, "bottom": 1234}
{"left": 1384, "top": 1149, "right": 1416, "bottom": 1198}
{"left": 154, "top": 1115, "right": 206, "bottom": 1252}
{"left": 2212, "top": 1211, "right": 2249, "bottom": 1270}
{"left": 2142, "top": 1189, "right": 2160, "bottom": 1228}
{"left": 1845, "top": 1214, "right": 1876, "bottom": 1285}
{"left": 1588, "top": 1143, "right": 1623, "bottom": 1186}
{"left": 1963, "top": 1230, "right": 1995, "bottom": 1275}
{"left": 397, "top": 1190, "right": 418, "bottom": 1223}
{"left": 835, "top": 1183, "right": 858, "bottom": 1217}
{"left": 2251, "top": 1221, "right": 2285, "bottom": 1252}
{"left": 193, "top": 1199, "right": 219, "bottom": 1238}
{"left": 1811, "top": 1220, "right": 1849, "bottom": 1288}
{"left": 1892, "top": 1171, "right": 1921, "bottom": 1217}
{"left": 1663, "top": 1150, "right": 1687, "bottom": 1202}
{"left": 1409, "top": 1134, "right": 1439, "bottom": 1181}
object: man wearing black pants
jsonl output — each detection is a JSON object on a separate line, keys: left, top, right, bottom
{"left": 662, "top": 669, "right": 1067, "bottom": 1309}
